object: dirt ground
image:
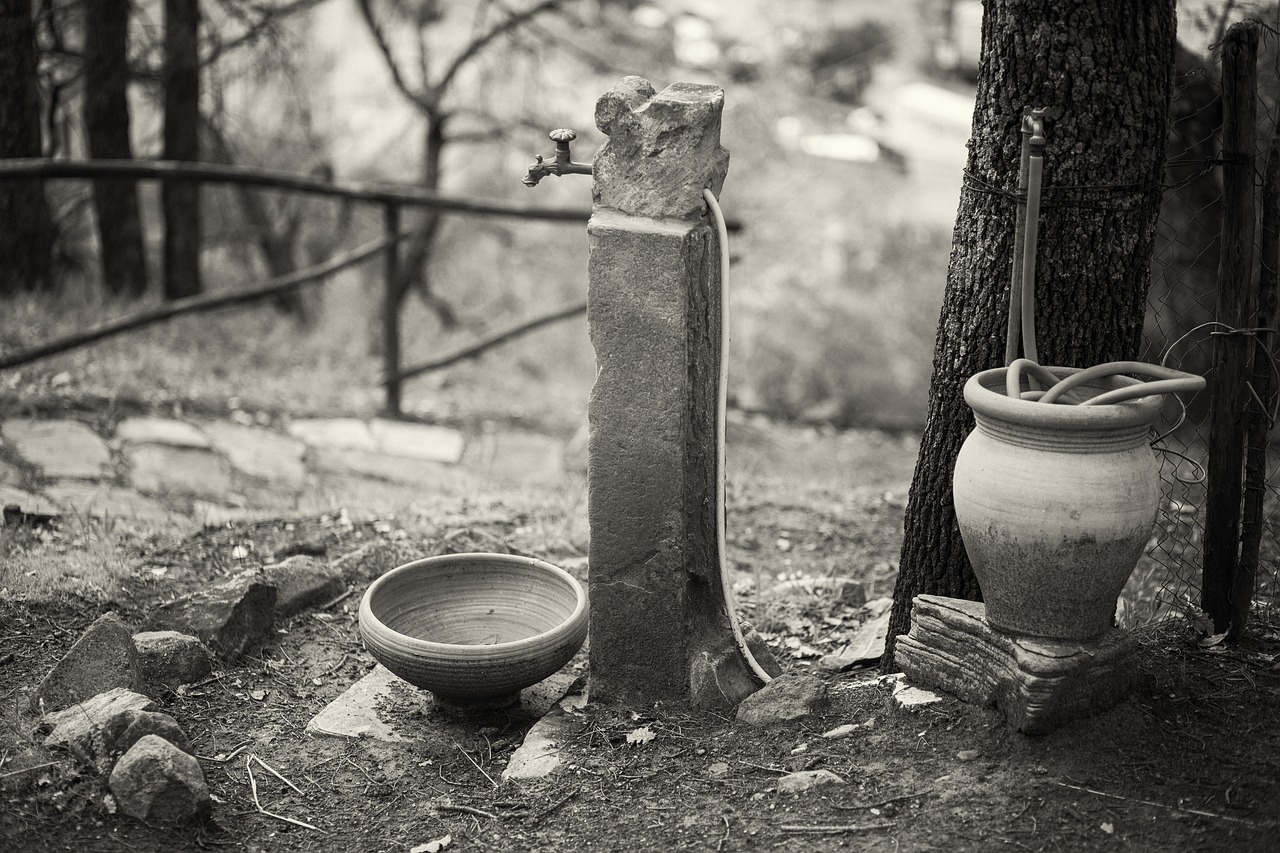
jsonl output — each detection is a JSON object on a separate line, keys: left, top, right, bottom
{"left": 2, "top": 421, "right": 1279, "bottom": 852}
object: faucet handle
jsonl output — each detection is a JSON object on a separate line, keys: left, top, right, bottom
{"left": 522, "top": 127, "right": 593, "bottom": 187}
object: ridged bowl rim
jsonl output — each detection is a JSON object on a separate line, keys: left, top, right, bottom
{"left": 358, "top": 552, "right": 588, "bottom": 656}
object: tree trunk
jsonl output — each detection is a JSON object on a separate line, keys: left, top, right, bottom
{"left": 83, "top": 0, "right": 148, "bottom": 299}
{"left": 162, "top": 0, "right": 201, "bottom": 300}
{"left": 0, "top": 0, "right": 53, "bottom": 295}
{"left": 885, "top": 0, "right": 1176, "bottom": 668}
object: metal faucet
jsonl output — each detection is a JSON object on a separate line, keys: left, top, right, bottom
{"left": 522, "top": 128, "right": 593, "bottom": 187}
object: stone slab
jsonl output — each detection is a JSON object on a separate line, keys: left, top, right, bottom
{"left": 464, "top": 431, "right": 565, "bottom": 485}
{"left": 894, "top": 595, "right": 1139, "bottom": 735}
{"left": 200, "top": 421, "right": 307, "bottom": 490}
{"left": 502, "top": 695, "right": 585, "bottom": 782}
{"left": 126, "top": 445, "right": 235, "bottom": 502}
{"left": 306, "top": 664, "right": 424, "bottom": 742}
{"left": 44, "top": 483, "right": 189, "bottom": 528}
{"left": 40, "top": 688, "right": 154, "bottom": 746}
{"left": 116, "top": 418, "right": 210, "bottom": 449}
{"left": 307, "top": 666, "right": 583, "bottom": 743}
{"left": 287, "top": 418, "right": 378, "bottom": 452}
{"left": 818, "top": 609, "right": 890, "bottom": 672}
{"left": 0, "top": 484, "right": 59, "bottom": 517}
{"left": 369, "top": 418, "right": 464, "bottom": 464}
{"left": 309, "top": 446, "right": 457, "bottom": 486}
{"left": 2, "top": 418, "right": 113, "bottom": 480}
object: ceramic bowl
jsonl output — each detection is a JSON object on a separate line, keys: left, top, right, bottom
{"left": 358, "top": 553, "right": 588, "bottom": 709}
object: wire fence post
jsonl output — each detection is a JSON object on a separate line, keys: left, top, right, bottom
{"left": 1236, "top": 133, "right": 1280, "bottom": 639}
{"left": 1203, "top": 22, "right": 1259, "bottom": 633}
{"left": 382, "top": 202, "right": 402, "bottom": 416}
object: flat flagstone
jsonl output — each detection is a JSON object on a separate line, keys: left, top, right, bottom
{"left": 287, "top": 418, "right": 378, "bottom": 452}
{"left": 817, "top": 609, "right": 890, "bottom": 672}
{"left": 200, "top": 421, "right": 307, "bottom": 490}
{"left": 464, "top": 431, "right": 566, "bottom": 485}
{"left": 369, "top": 418, "right": 464, "bottom": 464}
{"left": 2, "top": 419, "right": 113, "bottom": 480}
{"left": 126, "top": 445, "right": 235, "bottom": 502}
{"left": 115, "top": 418, "right": 210, "bottom": 449}
{"left": 0, "top": 484, "right": 59, "bottom": 517}
{"left": 502, "top": 695, "right": 585, "bottom": 781}
{"left": 309, "top": 446, "right": 462, "bottom": 486}
{"left": 308, "top": 666, "right": 583, "bottom": 744}
{"left": 44, "top": 483, "right": 189, "bottom": 528}
{"left": 306, "top": 665, "right": 423, "bottom": 742}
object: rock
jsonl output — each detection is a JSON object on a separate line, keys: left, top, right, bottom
{"left": 287, "top": 418, "right": 378, "bottom": 451}
{"left": 32, "top": 613, "right": 144, "bottom": 713}
{"left": 1, "top": 418, "right": 113, "bottom": 480}
{"left": 42, "top": 483, "right": 188, "bottom": 528}
{"left": 306, "top": 665, "right": 422, "bottom": 743}
{"left": 126, "top": 445, "right": 235, "bottom": 502}
{"left": 736, "top": 674, "right": 829, "bottom": 726}
{"left": 777, "top": 769, "right": 845, "bottom": 794}
{"left": 818, "top": 609, "right": 890, "bottom": 672}
{"left": 890, "top": 678, "right": 945, "bottom": 713}
{"left": 821, "top": 723, "right": 856, "bottom": 739}
{"left": 369, "top": 418, "right": 464, "bottom": 464}
{"left": 111, "top": 710, "right": 190, "bottom": 758}
{"left": 144, "top": 574, "right": 277, "bottom": 661}
{"left": 44, "top": 696, "right": 187, "bottom": 772}
{"left": 133, "top": 631, "right": 212, "bottom": 687}
{"left": 593, "top": 76, "right": 729, "bottom": 219}
{"left": 41, "top": 688, "right": 154, "bottom": 762}
{"left": 894, "top": 595, "right": 1139, "bottom": 733}
{"left": 502, "top": 698, "right": 583, "bottom": 782}
{"left": 108, "top": 735, "right": 211, "bottom": 824}
{"left": 741, "top": 622, "right": 783, "bottom": 678}
{"left": 262, "top": 556, "right": 345, "bottom": 617}
{"left": 116, "top": 418, "right": 210, "bottom": 449}
{"left": 201, "top": 421, "right": 307, "bottom": 490}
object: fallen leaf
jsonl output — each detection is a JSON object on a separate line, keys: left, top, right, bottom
{"left": 249, "top": 689, "right": 266, "bottom": 701}
{"left": 1198, "top": 632, "right": 1228, "bottom": 648}
{"left": 1101, "top": 822, "right": 1114, "bottom": 835}
{"left": 708, "top": 762, "right": 729, "bottom": 777}
{"left": 626, "top": 725, "right": 655, "bottom": 747}
{"left": 410, "top": 834, "right": 452, "bottom": 853}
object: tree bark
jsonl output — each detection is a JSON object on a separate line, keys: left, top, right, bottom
{"left": 0, "top": 0, "right": 53, "bottom": 295}
{"left": 885, "top": 0, "right": 1176, "bottom": 668}
{"left": 162, "top": 0, "right": 201, "bottom": 300}
{"left": 83, "top": 0, "right": 148, "bottom": 298}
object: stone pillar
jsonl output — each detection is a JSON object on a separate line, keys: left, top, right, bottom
{"left": 586, "top": 77, "right": 762, "bottom": 709}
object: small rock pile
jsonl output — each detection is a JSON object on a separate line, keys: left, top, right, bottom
{"left": 24, "top": 555, "right": 344, "bottom": 825}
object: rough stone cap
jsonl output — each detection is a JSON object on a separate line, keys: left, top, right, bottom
{"left": 592, "top": 76, "right": 729, "bottom": 219}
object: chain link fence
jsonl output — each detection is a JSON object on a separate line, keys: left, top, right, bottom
{"left": 1128, "top": 29, "right": 1280, "bottom": 634}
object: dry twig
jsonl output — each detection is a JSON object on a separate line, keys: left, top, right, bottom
{"left": 456, "top": 743, "right": 499, "bottom": 788}
{"left": 831, "top": 787, "right": 932, "bottom": 812}
{"left": 1053, "top": 781, "right": 1267, "bottom": 826}
{"left": 437, "top": 803, "right": 500, "bottom": 821}
{"left": 779, "top": 822, "right": 896, "bottom": 834}
{"left": 245, "top": 756, "right": 321, "bottom": 832}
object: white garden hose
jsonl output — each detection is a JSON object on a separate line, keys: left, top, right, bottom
{"left": 704, "top": 187, "right": 773, "bottom": 686}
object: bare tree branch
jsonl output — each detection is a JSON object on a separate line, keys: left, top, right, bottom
{"left": 201, "top": 0, "right": 329, "bottom": 68}
{"left": 435, "top": 0, "right": 560, "bottom": 93}
{"left": 354, "top": 0, "right": 433, "bottom": 112}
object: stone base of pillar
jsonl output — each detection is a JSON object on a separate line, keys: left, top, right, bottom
{"left": 894, "top": 595, "right": 1139, "bottom": 735}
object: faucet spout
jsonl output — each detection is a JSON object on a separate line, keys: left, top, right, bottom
{"left": 522, "top": 128, "right": 593, "bottom": 187}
